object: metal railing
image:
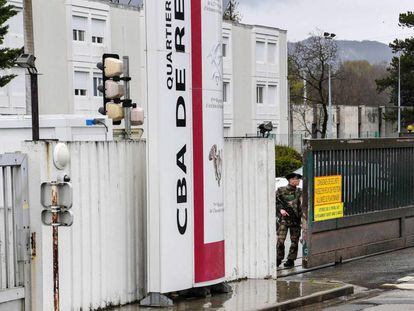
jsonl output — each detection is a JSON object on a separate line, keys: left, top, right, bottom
{"left": 305, "top": 138, "right": 414, "bottom": 217}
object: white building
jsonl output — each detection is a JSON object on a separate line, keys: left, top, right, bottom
{"left": 222, "top": 21, "right": 288, "bottom": 142}
{"left": 1, "top": 0, "right": 288, "bottom": 141}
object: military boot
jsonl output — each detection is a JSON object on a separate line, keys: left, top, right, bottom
{"left": 284, "top": 259, "right": 295, "bottom": 268}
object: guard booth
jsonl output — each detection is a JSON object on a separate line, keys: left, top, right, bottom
{"left": 302, "top": 138, "right": 414, "bottom": 268}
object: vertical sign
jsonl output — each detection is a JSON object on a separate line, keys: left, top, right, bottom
{"left": 146, "top": 0, "right": 194, "bottom": 293}
{"left": 146, "top": 0, "right": 224, "bottom": 293}
{"left": 192, "top": 0, "right": 225, "bottom": 285}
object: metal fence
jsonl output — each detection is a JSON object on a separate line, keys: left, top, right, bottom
{"left": 0, "top": 154, "right": 30, "bottom": 310}
{"left": 303, "top": 138, "right": 414, "bottom": 268}
{"left": 306, "top": 138, "right": 414, "bottom": 217}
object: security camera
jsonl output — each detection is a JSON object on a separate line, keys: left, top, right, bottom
{"left": 15, "top": 54, "right": 36, "bottom": 69}
{"left": 258, "top": 122, "right": 273, "bottom": 137}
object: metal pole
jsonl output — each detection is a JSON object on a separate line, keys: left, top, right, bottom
{"left": 398, "top": 54, "right": 401, "bottom": 135}
{"left": 328, "top": 62, "right": 333, "bottom": 139}
{"left": 3, "top": 168, "right": 10, "bottom": 288}
{"left": 51, "top": 185, "right": 59, "bottom": 311}
{"left": 30, "top": 72, "right": 40, "bottom": 141}
{"left": 123, "top": 56, "right": 132, "bottom": 139}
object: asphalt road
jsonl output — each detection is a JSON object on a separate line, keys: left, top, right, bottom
{"left": 286, "top": 247, "right": 414, "bottom": 310}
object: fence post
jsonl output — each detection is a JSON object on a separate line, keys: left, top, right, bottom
{"left": 302, "top": 140, "right": 314, "bottom": 269}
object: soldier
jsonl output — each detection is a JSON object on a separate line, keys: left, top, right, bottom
{"left": 276, "top": 172, "right": 303, "bottom": 268}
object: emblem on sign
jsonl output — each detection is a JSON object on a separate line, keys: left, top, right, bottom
{"left": 208, "top": 144, "right": 223, "bottom": 187}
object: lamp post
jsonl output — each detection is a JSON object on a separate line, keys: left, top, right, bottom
{"left": 398, "top": 53, "right": 401, "bottom": 135}
{"left": 324, "top": 32, "right": 336, "bottom": 139}
{"left": 16, "top": 54, "right": 39, "bottom": 141}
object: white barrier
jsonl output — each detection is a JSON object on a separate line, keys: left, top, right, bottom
{"left": 24, "top": 141, "right": 146, "bottom": 310}
{"left": 23, "top": 138, "right": 275, "bottom": 310}
{"left": 224, "top": 138, "right": 276, "bottom": 281}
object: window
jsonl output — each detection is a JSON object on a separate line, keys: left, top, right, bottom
{"left": 73, "top": 29, "right": 85, "bottom": 41}
{"left": 256, "top": 84, "right": 264, "bottom": 104}
{"left": 74, "top": 71, "right": 88, "bottom": 97}
{"left": 93, "top": 74, "right": 103, "bottom": 97}
{"left": 72, "top": 16, "right": 87, "bottom": 42}
{"left": 223, "top": 82, "right": 229, "bottom": 103}
{"left": 268, "top": 43, "right": 277, "bottom": 63}
{"left": 268, "top": 85, "right": 277, "bottom": 106}
{"left": 74, "top": 89, "right": 87, "bottom": 96}
{"left": 222, "top": 36, "right": 229, "bottom": 58}
{"left": 255, "top": 41, "right": 265, "bottom": 63}
{"left": 91, "top": 18, "right": 105, "bottom": 44}
{"left": 92, "top": 36, "right": 103, "bottom": 44}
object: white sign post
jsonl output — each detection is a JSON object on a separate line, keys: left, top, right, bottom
{"left": 144, "top": 0, "right": 224, "bottom": 304}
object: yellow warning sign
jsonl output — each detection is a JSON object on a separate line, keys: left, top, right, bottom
{"left": 314, "top": 175, "right": 342, "bottom": 206}
{"left": 315, "top": 202, "right": 344, "bottom": 222}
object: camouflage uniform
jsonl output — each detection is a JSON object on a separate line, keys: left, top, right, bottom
{"left": 276, "top": 185, "right": 302, "bottom": 262}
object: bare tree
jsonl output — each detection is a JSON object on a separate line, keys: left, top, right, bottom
{"left": 289, "top": 32, "right": 339, "bottom": 138}
{"left": 223, "top": 0, "right": 242, "bottom": 22}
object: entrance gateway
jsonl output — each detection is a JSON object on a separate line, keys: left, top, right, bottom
{"left": 302, "top": 138, "right": 414, "bottom": 268}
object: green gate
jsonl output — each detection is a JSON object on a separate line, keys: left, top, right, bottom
{"left": 302, "top": 138, "right": 414, "bottom": 268}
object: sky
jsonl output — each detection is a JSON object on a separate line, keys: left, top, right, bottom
{"left": 235, "top": 0, "right": 414, "bottom": 43}
{"left": 123, "top": 0, "right": 413, "bottom": 44}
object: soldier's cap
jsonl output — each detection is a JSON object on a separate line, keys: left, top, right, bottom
{"left": 285, "top": 173, "right": 303, "bottom": 180}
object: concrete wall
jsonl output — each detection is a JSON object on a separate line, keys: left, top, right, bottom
{"left": 292, "top": 104, "right": 396, "bottom": 143}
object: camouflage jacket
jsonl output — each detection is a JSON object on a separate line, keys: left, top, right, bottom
{"left": 276, "top": 185, "right": 302, "bottom": 226}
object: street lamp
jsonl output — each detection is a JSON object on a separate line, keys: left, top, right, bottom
{"left": 15, "top": 54, "right": 39, "bottom": 141}
{"left": 398, "top": 53, "right": 402, "bottom": 135}
{"left": 324, "top": 32, "right": 336, "bottom": 139}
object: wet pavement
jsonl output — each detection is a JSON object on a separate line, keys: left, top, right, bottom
{"left": 112, "top": 279, "right": 347, "bottom": 311}
{"left": 290, "top": 247, "right": 414, "bottom": 289}
{"left": 290, "top": 247, "right": 414, "bottom": 310}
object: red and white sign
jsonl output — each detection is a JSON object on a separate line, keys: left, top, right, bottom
{"left": 145, "top": 0, "right": 224, "bottom": 293}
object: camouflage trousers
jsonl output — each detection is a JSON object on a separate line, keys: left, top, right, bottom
{"left": 277, "top": 224, "right": 301, "bottom": 261}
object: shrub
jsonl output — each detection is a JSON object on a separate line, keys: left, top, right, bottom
{"left": 275, "top": 146, "right": 302, "bottom": 177}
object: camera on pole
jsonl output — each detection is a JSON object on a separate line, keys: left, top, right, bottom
{"left": 97, "top": 54, "right": 132, "bottom": 125}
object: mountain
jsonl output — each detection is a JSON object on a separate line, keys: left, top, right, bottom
{"left": 289, "top": 40, "right": 393, "bottom": 64}
{"left": 336, "top": 40, "right": 393, "bottom": 64}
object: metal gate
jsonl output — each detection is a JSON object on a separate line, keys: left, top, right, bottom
{"left": 0, "top": 154, "right": 30, "bottom": 310}
{"left": 302, "top": 138, "right": 414, "bottom": 268}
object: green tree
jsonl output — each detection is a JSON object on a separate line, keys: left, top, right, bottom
{"left": 275, "top": 146, "right": 302, "bottom": 177}
{"left": 223, "top": 0, "right": 241, "bottom": 22}
{"left": 0, "top": 0, "right": 21, "bottom": 87}
{"left": 377, "top": 11, "right": 414, "bottom": 109}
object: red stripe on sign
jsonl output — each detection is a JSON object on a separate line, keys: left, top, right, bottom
{"left": 191, "top": 0, "right": 225, "bottom": 284}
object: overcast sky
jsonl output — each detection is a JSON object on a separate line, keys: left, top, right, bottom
{"left": 127, "top": 0, "right": 413, "bottom": 44}
{"left": 236, "top": 0, "right": 414, "bottom": 43}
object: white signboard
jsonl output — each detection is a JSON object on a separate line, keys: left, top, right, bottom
{"left": 145, "top": 0, "right": 224, "bottom": 293}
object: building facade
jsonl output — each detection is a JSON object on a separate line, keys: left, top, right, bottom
{"left": 1, "top": 1, "right": 288, "bottom": 141}
{"left": 222, "top": 21, "right": 289, "bottom": 142}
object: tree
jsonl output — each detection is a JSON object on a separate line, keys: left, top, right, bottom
{"left": 334, "top": 60, "right": 389, "bottom": 107}
{"left": 377, "top": 11, "right": 414, "bottom": 109}
{"left": 275, "top": 146, "right": 302, "bottom": 177}
{"left": 0, "top": 0, "right": 21, "bottom": 87}
{"left": 223, "top": 0, "right": 241, "bottom": 23}
{"left": 289, "top": 33, "right": 339, "bottom": 138}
